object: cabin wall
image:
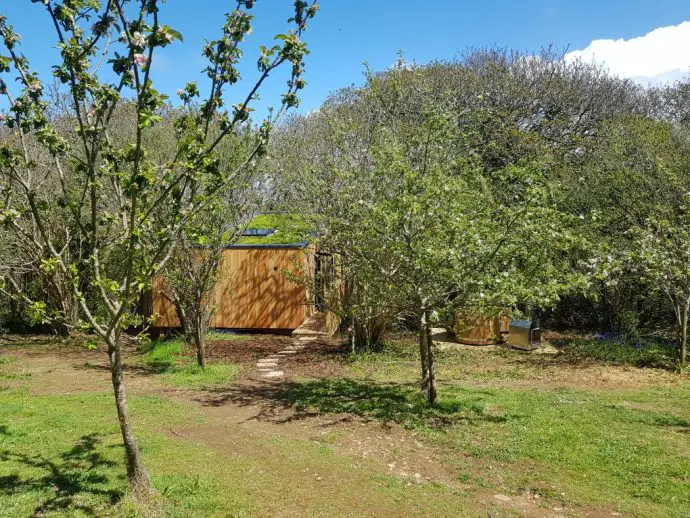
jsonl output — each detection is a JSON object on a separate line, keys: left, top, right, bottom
{"left": 152, "top": 247, "right": 312, "bottom": 330}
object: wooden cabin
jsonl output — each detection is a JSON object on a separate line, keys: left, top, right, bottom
{"left": 152, "top": 214, "right": 339, "bottom": 334}
{"left": 153, "top": 243, "right": 315, "bottom": 332}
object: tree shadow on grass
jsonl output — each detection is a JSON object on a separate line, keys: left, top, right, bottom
{"left": 77, "top": 359, "right": 174, "bottom": 376}
{"left": 0, "top": 433, "right": 123, "bottom": 516}
{"left": 196, "top": 377, "right": 515, "bottom": 429}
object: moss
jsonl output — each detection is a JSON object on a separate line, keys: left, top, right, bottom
{"left": 236, "top": 213, "right": 312, "bottom": 245}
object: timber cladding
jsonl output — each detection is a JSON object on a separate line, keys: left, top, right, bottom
{"left": 152, "top": 246, "right": 314, "bottom": 330}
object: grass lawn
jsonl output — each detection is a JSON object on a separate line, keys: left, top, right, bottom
{"left": 0, "top": 334, "right": 688, "bottom": 516}
{"left": 289, "top": 340, "right": 689, "bottom": 517}
{"left": 138, "top": 336, "right": 242, "bottom": 388}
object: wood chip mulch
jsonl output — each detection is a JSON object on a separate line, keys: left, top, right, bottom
{"left": 206, "top": 335, "right": 350, "bottom": 378}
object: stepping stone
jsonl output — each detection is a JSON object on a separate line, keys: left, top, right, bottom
{"left": 257, "top": 363, "right": 278, "bottom": 369}
{"left": 262, "top": 370, "right": 284, "bottom": 378}
{"left": 296, "top": 336, "right": 317, "bottom": 341}
{"left": 278, "top": 350, "right": 298, "bottom": 355}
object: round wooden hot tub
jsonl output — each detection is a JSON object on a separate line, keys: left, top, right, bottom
{"left": 453, "top": 311, "right": 504, "bottom": 345}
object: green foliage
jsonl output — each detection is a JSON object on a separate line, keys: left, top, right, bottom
{"left": 575, "top": 116, "right": 690, "bottom": 364}
{"left": 554, "top": 336, "right": 677, "bottom": 369}
{"left": 275, "top": 61, "right": 590, "bottom": 399}
{"left": 0, "top": 1, "right": 318, "bottom": 343}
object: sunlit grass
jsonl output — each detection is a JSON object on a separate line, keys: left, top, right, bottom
{"left": 0, "top": 371, "right": 473, "bottom": 517}
{"left": 284, "top": 340, "right": 690, "bottom": 517}
{"left": 140, "top": 337, "right": 240, "bottom": 388}
{"left": 159, "top": 363, "right": 241, "bottom": 388}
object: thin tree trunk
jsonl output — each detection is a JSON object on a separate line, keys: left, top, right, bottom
{"left": 171, "top": 291, "right": 187, "bottom": 336}
{"left": 425, "top": 323, "right": 437, "bottom": 404}
{"left": 53, "top": 319, "right": 71, "bottom": 338}
{"left": 419, "top": 310, "right": 429, "bottom": 392}
{"left": 194, "top": 313, "right": 206, "bottom": 369}
{"left": 107, "top": 331, "right": 151, "bottom": 494}
{"left": 680, "top": 301, "right": 688, "bottom": 367}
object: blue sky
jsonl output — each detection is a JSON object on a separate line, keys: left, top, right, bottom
{"left": 1, "top": 1, "right": 689, "bottom": 118}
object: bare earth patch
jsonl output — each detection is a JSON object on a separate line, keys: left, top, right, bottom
{"left": 205, "top": 335, "right": 349, "bottom": 378}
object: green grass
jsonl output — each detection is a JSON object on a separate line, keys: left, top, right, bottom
{"left": 237, "top": 213, "right": 312, "bottom": 245}
{"left": 441, "top": 385, "right": 689, "bottom": 516}
{"left": 281, "top": 341, "right": 690, "bottom": 517}
{"left": 204, "top": 330, "right": 254, "bottom": 342}
{"left": 0, "top": 388, "right": 197, "bottom": 517}
{"left": 159, "top": 363, "right": 240, "bottom": 388}
{"left": 0, "top": 358, "right": 483, "bottom": 517}
{"left": 0, "top": 355, "right": 29, "bottom": 382}
{"left": 553, "top": 336, "right": 678, "bottom": 369}
{"left": 140, "top": 338, "right": 240, "bottom": 388}
{"left": 3, "top": 336, "right": 689, "bottom": 516}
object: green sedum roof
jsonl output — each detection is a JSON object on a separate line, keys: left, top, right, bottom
{"left": 237, "top": 213, "right": 312, "bottom": 245}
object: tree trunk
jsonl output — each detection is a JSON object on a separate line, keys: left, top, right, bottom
{"left": 425, "top": 323, "right": 437, "bottom": 404}
{"left": 171, "top": 292, "right": 187, "bottom": 336}
{"left": 194, "top": 314, "right": 207, "bottom": 369}
{"left": 418, "top": 309, "right": 437, "bottom": 404}
{"left": 680, "top": 301, "right": 688, "bottom": 367}
{"left": 419, "top": 310, "right": 429, "bottom": 391}
{"left": 53, "top": 319, "right": 71, "bottom": 338}
{"left": 107, "top": 331, "right": 151, "bottom": 494}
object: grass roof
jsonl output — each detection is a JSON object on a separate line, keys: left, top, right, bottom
{"left": 236, "top": 213, "right": 312, "bottom": 245}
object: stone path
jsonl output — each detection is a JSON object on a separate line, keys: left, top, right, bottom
{"left": 256, "top": 335, "right": 318, "bottom": 379}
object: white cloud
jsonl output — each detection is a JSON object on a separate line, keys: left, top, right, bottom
{"left": 565, "top": 21, "right": 690, "bottom": 85}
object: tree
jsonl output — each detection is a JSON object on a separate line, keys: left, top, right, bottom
{"left": 581, "top": 116, "right": 690, "bottom": 365}
{"left": 0, "top": 0, "right": 317, "bottom": 493}
{"left": 273, "top": 63, "right": 587, "bottom": 403}
{"left": 636, "top": 211, "right": 690, "bottom": 367}
{"left": 162, "top": 177, "right": 257, "bottom": 368}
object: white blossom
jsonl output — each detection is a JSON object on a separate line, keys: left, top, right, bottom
{"left": 132, "top": 31, "right": 146, "bottom": 48}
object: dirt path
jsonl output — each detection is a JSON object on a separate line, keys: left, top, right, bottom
{"left": 1, "top": 340, "right": 618, "bottom": 517}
